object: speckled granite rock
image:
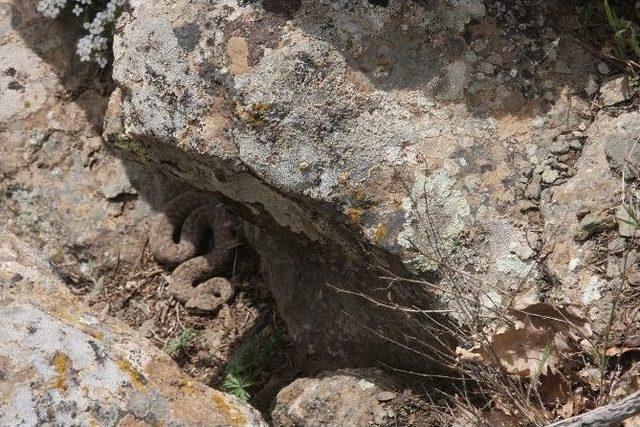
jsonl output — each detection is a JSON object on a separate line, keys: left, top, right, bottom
{"left": 0, "top": 230, "right": 267, "bottom": 426}
{"left": 104, "top": 0, "right": 609, "bottom": 369}
{"left": 272, "top": 369, "right": 400, "bottom": 427}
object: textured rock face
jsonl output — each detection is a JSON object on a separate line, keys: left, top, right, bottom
{"left": 104, "top": 0, "right": 618, "bottom": 369}
{"left": 0, "top": 230, "right": 267, "bottom": 426}
{"left": 272, "top": 369, "right": 400, "bottom": 426}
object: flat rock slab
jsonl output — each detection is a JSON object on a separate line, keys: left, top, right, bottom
{"left": 0, "top": 230, "right": 266, "bottom": 426}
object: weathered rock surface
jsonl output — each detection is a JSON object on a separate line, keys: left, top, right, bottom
{"left": 0, "top": 230, "right": 267, "bottom": 426}
{"left": 272, "top": 369, "right": 400, "bottom": 426}
{"left": 104, "top": 0, "right": 620, "bottom": 369}
{"left": 0, "top": 0, "right": 183, "bottom": 288}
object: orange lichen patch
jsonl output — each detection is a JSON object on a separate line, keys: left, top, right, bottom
{"left": 178, "top": 380, "right": 199, "bottom": 396}
{"left": 201, "top": 98, "right": 233, "bottom": 152}
{"left": 373, "top": 222, "right": 388, "bottom": 243}
{"left": 236, "top": 102, "right": 274, "bottom": 127}
{"left": 354, "top": 190, "right": 367, "bottom": 202}
{"left": 346, "top": 207, "right": 363, "bottom": 225}
{"left": 209, "top": 392, "right": 247, "bottom": 426}
{"left": 82, "top": 327, "right": 105, "bottom": 341}
{"left": 226, "top": 36, "right": 251, "bottom": 75}
{"left": 116, "top": 414, "right": 152, "bottom": 427}
{"left": 116, "top": 358, "right": 147, "bottom": 389}
{"left": 51, "top": 352, "right": 70, "bottom": 392}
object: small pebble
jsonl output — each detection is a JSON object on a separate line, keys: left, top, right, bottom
{"left": 550, "top": 140, "right": 570, "bottom": 155}
{"left": 608, "top": 237, "right": 627, "bottom": 254}
{"left": 598, "top": 61, "right": 611, "bottom": 75}
{"left": 377, "top": 391, "right": 396, "bottom": 402}
{"left": 541, "top": 167, "right": 559, "bottom": 184}
{"left": 569, "top": 139, "right": 583, "bottom": 150}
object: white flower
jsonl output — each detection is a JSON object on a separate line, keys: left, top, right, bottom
{"left": 39, "top": 0, "right": 126, "bottom": 67}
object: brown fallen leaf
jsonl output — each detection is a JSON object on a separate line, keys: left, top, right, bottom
{"left": 510, "top": 303, "right": 592, "bottom": 337}
{"left": 539, "top": 371, "right": 570, "bottom": 405}
{"left": 467, "top": 318, "right": 559, "bottom": 377}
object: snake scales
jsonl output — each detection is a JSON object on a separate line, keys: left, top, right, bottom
{"left": 149, "top": 191, "right": 238, "bottom": 312}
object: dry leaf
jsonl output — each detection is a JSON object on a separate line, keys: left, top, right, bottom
{"left": 456, "top": 345, "right": 483, "bottom": 363}
{"left": 510, "top": 303, "right": 592, "bottom": 337}
{"left": 477, "top": 318, "right": 558, "bottom": 377}
{"left": 538, "top": 371, "right": 570, "bottom": 405}
{"left": 578, "top": 367, "right": 601, "bottom": 391}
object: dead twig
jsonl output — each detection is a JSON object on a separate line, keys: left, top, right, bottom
{"left": 547, "top": 390, "right": 640, "bottom": 427}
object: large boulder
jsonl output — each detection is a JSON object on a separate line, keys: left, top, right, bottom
{"left": 104, "top": 0, "right": 608, "bottom": 369}
{"left": 0, "top": 230, "right": 267, "bottom": 426}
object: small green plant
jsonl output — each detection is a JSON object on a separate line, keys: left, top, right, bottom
{"left": 166, "top": 328, "right": 200, "bottom": 357}
{"left": 222, "top": 327, "right": 284, "bottom": 401}
{"left": 223, "top": 372, "right": 253, "bottom": 402}
{"left": 603, "top": 0, "right": 640, "bottom": 72}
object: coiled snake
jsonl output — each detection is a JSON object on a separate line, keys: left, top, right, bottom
{"left": 149, "top": 191, "right": 237, "bottom": 312}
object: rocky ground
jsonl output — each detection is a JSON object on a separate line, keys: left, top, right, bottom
{"left": 0, "top": 0, "right": 295, "bottom": 416}
{"left": 2, "top": 0, "right": 640, "bottom": 425}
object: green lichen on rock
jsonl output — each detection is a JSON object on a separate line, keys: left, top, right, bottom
{"left": 114, "top": 133, "right": 150, "bottom": 163}
{"left": 397, "top": 170, "right": 471, "bottom": 273}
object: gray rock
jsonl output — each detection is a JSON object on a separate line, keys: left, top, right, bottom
{"left": 575, "top": 212, "right": 616, "bottom": 241}
{"left": 0, "top": 231, "right": 266, "bottom": 426}
{"left": 377, "top": 391, "right": 396, "bottom": 402}
{"left": 550, "top": 140, "right": 570, "bottom": 155}
{"left": 599, "top": 75, "right": 630, "bottom": 106}
{"left": 594, "top": 111, "right": 640, "bottom": 174}
{"left": 525, "top": 174, "right": 543, "bottom": 199}
{"left": 569, "top": 139, "right": 584, "bottom": 150}
{"left": 541, "top": 167, "right": 559, "bottom": 184}
{"left": 100, "top": 160, "right": 137, "bottom": 199}
{"left": 616, "top": 204, "right": 639, "bottom": 238}
{"left": 272, "top": 369, "right": 398, "bottom": 427}
{"left": 608, "top": 237, "right": 627, "bottom": 254}
{"left": 102, "top": 0, "right": 602, "bottom": 371}
{"left": 598, "top": 61, "right": 611, "bottom": 75}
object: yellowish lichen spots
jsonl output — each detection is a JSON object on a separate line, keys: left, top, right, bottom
{"left": 347, "top": 207, "right": 363, "bottom": 225}
{"left": 116, "top": 358, "right": 146, "bottom": 389}
{"left": 238, "top": 102, "right": 274, "bottom": 128}
{"left": 226, "top": 36, "right": 251, "bottom": 75}
{"left": 89, "top": 329, "right": 105, "bottom": 341}
{"left": 374, "top": 223, "right": 388, "bottom": 243}
{"left": 339, "top": 172, "right": 350, "bottom": 185}
{"left": 210, "top": 392, "right": 247, "bottom": 426}
{"left": 354, "top": 190, "right": 367, "bottom": 202}
{"left": 51, "top": 352, "right": 70, "bottom": 392}
{"left": 80, "top": 326, "right": 105, "bottom": 341}
{"left": 178, "top": 380, "right": 199, "bottom": 396}
{"left": 114, "top": 134, "right": 150, "bottom": 164}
